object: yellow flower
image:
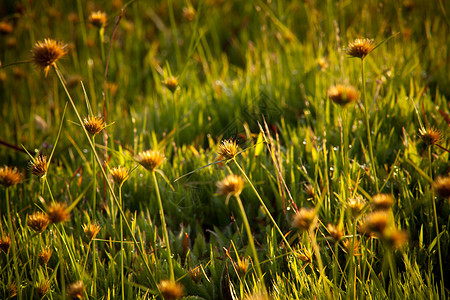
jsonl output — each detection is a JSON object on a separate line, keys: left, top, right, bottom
{"left": 88, "top": 11, "right": 107, "bottom": 28}
{"left": 30, "top": 155, "right": 48, "bottom": 177}
{"left": 0, "top": 166, "right": 22, "bottom": 188}
{"left": 328, "top": 84, "right": 359, "bottom": 106}
{"left": 110, "top": 166, "right": 129, "bottom": 185}
{"left": 46, "top": 202, "right": 70, "bottom": 224}
{"left": 31, "top": 38, "right": 68, "bottom": 76}
{"left": 216, "top": 174, "right": 244, "bottom": 197}
{"left": 157, "top": 280, "right": 184, "bottom": 300}
{"left": 218, "top": 139, "right": 238, "bottom": 160}
{"left": 27, "top": 212, "right": 50, "bottom": 233}
{"left": 83, "top": 115, "right": 106, "bottom": 136}
{"left": 346, "top": 38, "right": 375, "bottom": 59}
{"left": 292, "top": 207, "right": 317, "bottom": 231}
{"left": 137, "top": 150, "right": 165, "bottom": 171}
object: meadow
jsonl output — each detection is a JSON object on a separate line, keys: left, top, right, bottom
{"left": 0, "top": 0, "right": 449, "bottom": 299}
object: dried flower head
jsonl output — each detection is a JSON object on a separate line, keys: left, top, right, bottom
{"left": 27, "top": 212, "right": 50, "bottom": 233}
{"left": 137, "top": 149, "right": 165, "bottom": 171}
{"left": 346, "top": 38, "right": 375, "bottom": 59}
{"left": 30, "top": 155, "right": 48, "bottom": 177}
{"left": 328, "top": 84, "right": 359, "bottom": 106}
{"left": 67, "top": 280, "right": 85, "bottom": 299}
{"left": 46, "top": 202, "right": 69, "bottom": 224}
{"left": 292, "top": 207, "right": 317, "bottom": 231}
{"left": 39, "top": 248, "right": 52, "bottom": 265}
{"left": 218, "top": 139, "right": 239, "bottom": 160}
{"left": 216, "top": 174, "right": 244, "bottom": 197}
{"left": 0, "top": 235, "right": 11, "bottom": 253}
{"left": 235, "top": 257, "right": 249, "bottom": 276}
{"left": 88, "top": 11, "right": 107, "bottom": 28}
{"left": 343, "top": 238, "right": 361, "bottom": 256}
{"left": 182, "top": 6, "right": 196, "bottom": 21}
{"left": 0, "top": 166, "right": 22, "bottom": 188}
{"left": 189, "top": 267, "right": 203, "bottom": 282}
{"left": 372, "top": 194, "right": 394, "bottom": 210}
{"left": 157, "top": 280, "right": 184, "bottom": 300}
{"left": 36, "top": 280, "right": 50, "bottom": 297}
{"left": 32, "top": 38, "right": 68, "bottom": 76}
{"left": 82, "top": 222, "right": 101, "bottom": 241}
{"left": 433, "top": 175, "right": 450, "bottom": 198}
{"left": 304, "top": 184, "right": 315, "bottom": 199}
{"left": 83, "top": 115, "right": 106, "bottom": 136}
{"left": 327, "top": 223, "right": 344, "bottom": 242}
{"left": 295, "top": 247, "right": 312, "bottom": 263}
{"left": 162, "top": 76, "right": 179, "bottom": 92}
{"left": 110, "top": 166, "right": 129, "bottom": 185}
{"left": 363, "top": 211, "right": 390, "bottom": 234}
{"left": 419, "top": 127, "right": 443, "bottom": 146}
{"left": 0, "top": 21, "right": 13, "bottom": 35}
{"left": 347, "top": 196, "right": 365, "bottom": 217}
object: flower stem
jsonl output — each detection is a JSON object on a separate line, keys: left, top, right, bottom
{"left": 119, "top": 185, "right": 125, "bottom": 300}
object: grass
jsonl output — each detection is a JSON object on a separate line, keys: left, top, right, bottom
{"left": 0, "top": 0, "right": 449, "bottom": 299}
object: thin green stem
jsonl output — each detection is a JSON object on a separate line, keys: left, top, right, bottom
{"left": 235, "top": 194, "right": 266, "bottom": 292}
{"left": 386, "top": 247, "right": 399, "bottom": 298}
{"left": 119, "top": 185, "right": 125, "bottom": 300}
{"left": 152, "top": 171, "right": 175, "bottom": 282}
{"left": 308, "top": 229, "right": 332, "bottom": 300}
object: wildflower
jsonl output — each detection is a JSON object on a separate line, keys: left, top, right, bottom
{"left": 0, "top": 166, "right": 22, "bottom": 188}
{"left": 67, "top": 280, "right": 85, "bottom": 299}
{"left": 46, "top": 202, "right": 69, "bottom": 224}
{"left": 327, "top": 223, "right": 344, "bottom": 242}
{"left": 317, "top": 57, "right": 328, "bottom": 70}
{"left": 0, "top": 21, "right": 13, "bottom": 35}
{"left": 343, "top": 238, "right": 361, "bottom": 256}
{"left": 372, "top": 194, "right": 394, "bottom": 210}
{"left": 304, "top": 184, "right": 315, "bottom": 199}
{"left": 346, "top": 38, "right": 375, "bottom": 59}
{"left": 182, "top": 6, "right": 196, "bottom": 21}
{"left": 36, "top": 280, "right": 50, "bottom": 297}
{"left": 31, "top": 38, "right": 68, "bottom": 76}
{"left": 110, "top": 166, "right": 129, "bottom": 185}
{"left": 83, "top": 115, "right": 106, "bottom": 136}
{"left": 347, "top": 196, "right": 365, "bottom": 217}
{"left": 88, "top": 11, "right": 107, "bottom": 28}
{"left": 433, "top": 175, "right": 450, "bottom": 198}
{"left": 419, "top": 127, "right": 443, "bottom": 146}
{"left": 292, "top": 207, "right": 317, "bottom": 231}
{"left": 189, "top": 267, "right": 202, "bottom": 282}
{"left": 0, "top": 235, "right": 11, "bottom": 253}
{"left": 162, "top": 76, "right": 179, "bottom": 92}
{"left": 363, "top": 211, "right": 390, "bottom": 234}
{"left": 157, "top": 280, "right": 184, "bottom": 300}
{"left": 385, "top": 229, "right": 408, "bottom": 250}
{"left": 235, "top": 257, "right": 249, "bottom": 276}
{"left": 27, "top": 212, "right": 50, "bottom": 233}
{"left": 216, "top": 174, "right": 244, "bottom": 197}
{"left": 137, "top": 150, "right": 165, "bottom": 171}
{"left": 82, "top": 222, "right": 101, "bottom": 241}
{"left": 218, "top": 139, "right": 238, "bottom": 160}
{"left": 39, "top": 248, "right": 52, "bottom": 265}
{"left": 295, "top": 248, "right": 312, "bottom": 263}
{"left": 328, "top": 84, "right": 359, "bottom": 106}
{"left": 30, "top": 155, "right": 48, "bottom": 177}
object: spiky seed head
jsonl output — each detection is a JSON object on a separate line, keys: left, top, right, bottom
{"left": 39, "top": 248, "right": 52, "bottom": 265}
{"left": 295, "top": 248, "right": 312, "bottom": 263}
{"left": 27, "top": 212, "right": 50, "bottom": 233}
{"left": 0, "top": 21, "right": 13, "bottom": 35}
{"left": 327, "top": 224, "right": 344, "bottom": 242}
{"left": 218, "top": 139, "right": 238, "bottom": 160}
{"left": 235, "top": 258, "right": 249, "bottom": 276}
{"left": 31, "top": 38, "right": 68, "bottom": 76}
{"left": 0, "top": 235, "right": 11, "bottom": 253}
{"left": 110, "top": 166, "right": 129, "bottom": 185}
{"left": 328, "top": 84, "right": 359, "bottom": 106}
{"left": 0, "top": 166, "right": 22, "bottom": 188}
{"left": 343, "top": 238, "right": 361, "bottom": 256}
{"left": 30, "top": 155, "right": 48, "bottom": 177}
{"left": 67, "top": 281, "right": 85, "bottom": 299}
{"left": 162, "top": 76, "right": 179, "bottom": 92}
{"left": 36, "top": 280, "right": 50, "bottom": 297}
{"left": 46, "top": 202, "right": 69, "bottom": 224}
{"left": 433, "top": 175, "right": 450, "bottom": 198}
{"left": 216, "top": 174, "right": 244, "bottom": 197}
{"left": 346, "top": 38, "right": 375, "bottom": 59}
{"left": 385, "top": 229, "right": 408, "bottom": 249}
{"left": 418, "top": 127, "right": 443, "bottom": 146}
{"left": 137, "top": 150, "right": 165, "bottom": 171}
{"left": 182, "top": 6, "right": 196, "bottom": 21}
{"left": 347, "top": 196, "right": 365, "bottom": 217}
{"left": 372, "top": 194, "right": 394, "bottom": 210}
{"left": 292, "top": 207, "right": 317, "bottom": 231}
{"left": 157, "top": 280, "right": 184, "bottom": 300}
{"left": 82, "top": 222, "right": 101, "bottom": 241}
{"left": 88, "top": 11, "right": 107, "bottom": 28}
{"left": 83, "top": 115, "right": 106, "bottom": 136}
{"left": 304, "top": 184, "right": 315, "bottom": 199}
{"left": 363, "top": 211, "right": 390, "bottom": 234}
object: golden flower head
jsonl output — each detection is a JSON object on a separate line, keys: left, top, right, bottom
{"left": 88, "top": 10, "right": 107, "bottom": 28}
{"left": 46, "top": 202, "right": 69, "bottom": 224}
{"left": 216, "top": 174, "right": 244, "bottom": 197}
{"left": 346, "top": 38, "right": 375, "bottom": 59}
{"left": 292, "top": 207, "right": 318, "bottom": 231}
{"left": 157, "top": 280, "right": 184, "bottom": 300}
{"left": 347, "top": 196, "right": 365, "bottom": 217}
{"left": 36, "top": 280, "right": 50, "bottom": 297}
{"left": 418, "top": 127, "right": 443, "bottom": 146}
{"left": 182, "top": 6, "right": 196, "bottom": 21}
{"left": 385, "top": 229, "right": 408, "bottom": 250}
{"left": 317, "top": 57, "right": 329, "bottom": 70}
{"left": 31, "top": 38, "right": 68, "bottom": 76}
{"left": 29, "top": 155, "right": 48, "bottom": 177}
{"left": 295, "top": 247, "right": 312, "bottom": 263}
{"left": 433, "top": 175, "right": 450, "bottom": 198}
{"left": 0, "top": 166, "right": 22, "bottom": 188}
{"left": 39, "top": 248, "right": 52, "bottom": 265}
{"left": 363, "top": 211, "right": 390, "bottom": 235}
{"left": 82, "top": 222, "right": 101, "bottom": 241}
{"left": 218, "top": 139, "right": 239, "bottom": 160}
{"left": 328, "top": 84, "right": 359, "bottom": 106}
{"left": 67, "top": 280, "right": 85, "bottom": 299}
{"left": 27, "top": 212, "right": 50, "bottom": 233}
{"left": 0, "top": 235, "right": 11, "bottom": 253}
{"left": 83, "top": 115, "right": 106, "bottom": 136}
{"left": 0, "top": 21, "right": 14, "bottom": 35}
{"left": 137, "top": 149, "right": 165, "bottom": 171}
{"left": 110, "top": 166, "right": 129, "bottom": 185}
{"left": 162, "top": 76, "right": 179, "bottom": 92}
{"left": 327, "top": 223, "right": 344, "bottom": 242}
{"left": 372, "top": 193, "right": 394, "bottom": 210}
{"left": 343, "top": 238, "right": 361, "bottom": 256}
{"left": 235, "top": 257, "right": 249, "bottom": 276}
